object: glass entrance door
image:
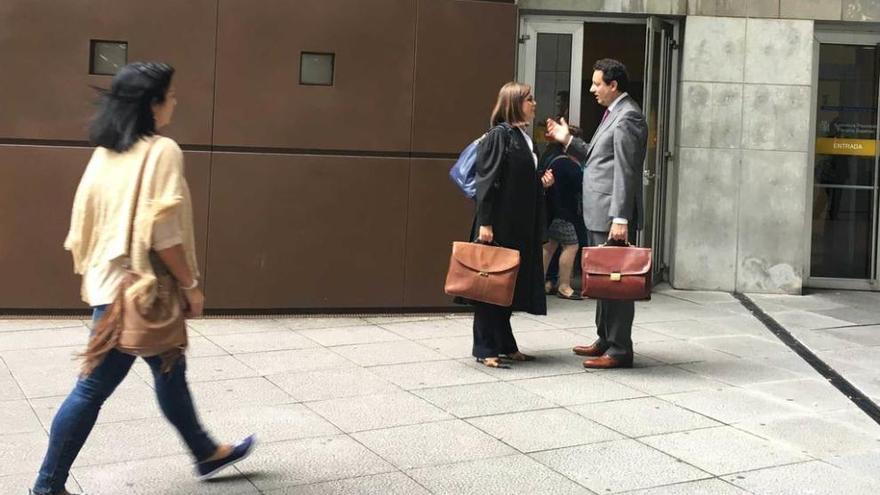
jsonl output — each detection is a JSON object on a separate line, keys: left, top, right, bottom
{"left": 640, "top": 17, "right": 676, "bottom": 280}
{"left": 809, "top": 36, "right": 880, "bottom": 286}
{"left": 519, "top": 19, "right": 584, "bottom": 153}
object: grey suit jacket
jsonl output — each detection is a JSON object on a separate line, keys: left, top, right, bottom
{"left": 568, "top": 95, "right": 648, "bottom": 232}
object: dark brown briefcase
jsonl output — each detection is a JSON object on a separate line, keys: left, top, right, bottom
{"left": 581, "top": 244, "right": 652, "bottom": 300}
{"left": 444, "top": 241, "right": 520, "bottom": 307}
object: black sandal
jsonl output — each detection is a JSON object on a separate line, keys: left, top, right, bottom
{"left": 501, "top": 352, "right": 536, "bottom": 362}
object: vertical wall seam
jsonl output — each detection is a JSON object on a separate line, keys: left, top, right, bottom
{"left": 203, "top": 0, "right": 221, "bottom": 294}
{"left": 401, "top": 0, "right": 420, "bottom": 306}
{"left": 734, "top": 16, "right": 748, "bottom": 292}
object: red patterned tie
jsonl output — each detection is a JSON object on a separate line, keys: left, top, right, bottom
{"left": 600, "top": 109, "right": 610, "bottom": 124}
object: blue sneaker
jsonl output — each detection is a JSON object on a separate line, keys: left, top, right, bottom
{"left": 195, "top": 435, "right": 256, "bottom": 481}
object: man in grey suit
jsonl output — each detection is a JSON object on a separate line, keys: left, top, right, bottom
{"left": 546, "top": 58, "right": 648, "bottom": 369}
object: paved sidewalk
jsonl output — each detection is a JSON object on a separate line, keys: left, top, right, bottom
{"left": 2, "top": 286, "right": 880, "bottom": 494}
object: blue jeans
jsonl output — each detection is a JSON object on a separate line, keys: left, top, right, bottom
{"left": 32, "top": 306, "right": 217, "bottom": 495}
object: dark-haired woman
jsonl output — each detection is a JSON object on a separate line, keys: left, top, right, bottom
{"left": 470, "top": 82, "right": 554, "bottom": 368}
{"left": 30, "top": 62, "right": 254, "bottom": 495}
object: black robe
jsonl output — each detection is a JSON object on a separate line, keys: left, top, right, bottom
{"left": 469, "top": 124, "right": 547, "bottom": 316}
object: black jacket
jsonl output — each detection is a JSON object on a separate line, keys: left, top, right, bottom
{"left": 470, "top": 125, "right": 546, "bottom": 315}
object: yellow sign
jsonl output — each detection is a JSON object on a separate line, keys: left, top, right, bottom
{"left": 816, "top": 138, "right": 876, "bottom": 157}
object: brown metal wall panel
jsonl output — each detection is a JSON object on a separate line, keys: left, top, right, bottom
{"left": 205, "top": 153, "right": 408, "bottom": 308}
{"left": 213, "top": 0, "right": 416, "bottom": 151}
{"left": 0, "top": 146, "right": 91, "bottom": 308}
{"left": 411, "top": 0, "right": 518, "bottom": 154}
{"left": 183, "top": 152, "right": 211, "bottom": 282}
{"left": 0, "top": 0, "right": 217, "bottom": 144}
{"left": 403, "top": 159, "right": 474, "bottom": 306}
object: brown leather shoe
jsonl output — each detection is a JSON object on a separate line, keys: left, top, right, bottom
{"left": 573, "top": 344, "right": 604, "bottom": 357}
{"left": 582, "top": 355, "right": 633, "bottom": 369}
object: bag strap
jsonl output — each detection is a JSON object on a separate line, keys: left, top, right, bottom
{"left": 125, "top": 137, "right": 159, "bottom": 260}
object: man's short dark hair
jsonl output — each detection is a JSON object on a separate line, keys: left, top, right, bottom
{"left": 593, "top": 58, "right": 629, "bottom": 93}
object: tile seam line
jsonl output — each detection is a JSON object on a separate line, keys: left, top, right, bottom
{"left": 734, "top": 292, "right": 880, "bottom": 426}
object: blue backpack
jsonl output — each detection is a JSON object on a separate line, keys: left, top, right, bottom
{"left": 449, "top": 124, "right": 509, "bottom": 199}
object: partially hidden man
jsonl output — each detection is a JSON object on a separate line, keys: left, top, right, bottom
{"left": 546, "top": 58, "right": 648, "bottom": 369}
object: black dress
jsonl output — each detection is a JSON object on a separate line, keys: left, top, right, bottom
{"left": 471, "top": 124, "right": 547, "bottom": 316}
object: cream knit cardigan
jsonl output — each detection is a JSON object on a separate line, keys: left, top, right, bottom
{"left": 65, "top": 136, "right": 199, "bottom": 307}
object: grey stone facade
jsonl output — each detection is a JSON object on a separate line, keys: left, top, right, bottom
{"left": 519, "top": 0, "right": 880, "bottom": 22}
{"left": 673, "top": 16, "right": 813, "bottom": 293}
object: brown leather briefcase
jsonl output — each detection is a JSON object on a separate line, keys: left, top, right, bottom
{"left": 444, "top": 241, "right": 520, "bottom": 307}
{"left": 581, "top": 245, "right": 652, "bottom": 300}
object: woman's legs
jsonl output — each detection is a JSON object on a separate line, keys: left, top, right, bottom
{"left": 542, "top": 240, "right": 560, "bottom": 293}
{"left": 144, "top": 355, "right": 218, "bottom": 463}
{"left": 473, "top": 302, "right": 501, "bottom": 360}
{"left": 32, "top": 350, "right": 135, "bottom": 494}
{"left": 557, "top": 243, "right": 579, "bottom": 296}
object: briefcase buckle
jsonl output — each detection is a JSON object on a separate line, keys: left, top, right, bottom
{"left": 610, "top": 273, "right": 621, "bottom": 281}
{"left": 479, "top": 272, "right": 489, "bottom": 278}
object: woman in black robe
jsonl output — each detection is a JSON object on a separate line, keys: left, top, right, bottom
{"left": 470, "top": 82, "right": 555, "bottom": 368}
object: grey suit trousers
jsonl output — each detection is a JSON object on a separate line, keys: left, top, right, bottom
{"left": 588, "top": 230, "right": 634, "bottom": 361}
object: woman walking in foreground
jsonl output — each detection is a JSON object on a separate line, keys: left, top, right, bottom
{"left": 30, "top": 62, "right": 254, "bottom": 495}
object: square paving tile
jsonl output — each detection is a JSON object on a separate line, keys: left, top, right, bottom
{"left": 297, "top": 325, "right": 403, "bottom": 347}
{"left": 747, "top": 379, "right": 855, "bottom": 413}
{"left": 0, "top": 431, "right": 48, "bottom": 476}
{"left": 678, "top": 358, "right": 804, "bottom": 386}
{"left": 530, "top": 439, "right": 709, "bottom": 493}
{"left": 267, "top": 367, "right": 400, "bottom": 402}
{"left": 207, "top": 330, "right": 318, "bottom": 354}
{"left": 639, "top": 320, "right": 745, "bottom": 340}
{"left": 1, "top": 346, "right": 81, "bottom": 398}
{"left": 0, "top": 319, "right": 85, "bottom": 333}
{"left": 264, "top": 472, "right": 431, "bottom": 495}
{"left": 188, "top": 318, "right": 291, "bottom": 336}
{"left": 276, "top": 317, "right": 369, "bottom": 331}
{"left": 689, "top": 335, "right": 791, "bottom": 359}
{"left": 184, "top": 355, "right": 261, "bottom": 382}
{"left": 660, "top": 387, "right": 808, "bottom": 424}
{"left": 724, "top": 460, "right": 880, "bottom": 494}
{"left": 0, "top": 399, "right": 44, "bottom": 434}
{"left": 511, "top": 373, "right": 646, "bottom": 406}
{"left": 306, "top": 392, "right": 451, "bottom": 432}
{"left": 633, "top": 340, "right": 738, "bottom": 365}
{"left": 419, "top": 336, "right": 473, "bottom": 359}
{"left": 828, "top": 449, "right": 880, "bottom": 483}
{"left": 188, "top": 377, "right": 295, "bottom": 410}
{"left": 370, "top": 360, "right": 495, "bottom": 390}
{"left": 625, "top": 479, "right": 748, "bottom": 494}
{"left": 0, "top": 366, "right": 24, "bottom": 401}
{"left": 353, "top": 419, "right": 515, "bottom": 469}
{"left": 467, "top": 407, "right": 622, "bottom": 452}
{"left": 234, "top": 348, "right": 353, "bottom": 376}
{"left": 332, "top": 341, "right": 447, "bottom": 367}
{"left": 413, "top": 382, "right": 555, "bottom": 418}
{"left": 735, "top": 414, "right": 880, "bottom": 457}
{"left": 570, "top": 397, "right": 721, "bottom": 437}
{"left": 187, "top": 336, "right": 229, "bottom": 357}
{"left": 767, "top": 310, "right": 855, "bottom": 330}
{"left": 641, "top": 426, "right": 810, "bottom": 475}
{"left": 823, "top": 325, "right": 880, "bottom": 347}
{"left": 601, "top": 366, "right": 723, "bottom": 395}
{"left": 407, "top": 454, "right": 592, "bottom": 495}
{"left": 73, "top": 454, "right": 259, "bottom": 494}
{"left": 241, "top": 435, "right": 395, "bottom": 491}
{"left": 379, "top": 318, "right": 472, "bottom": 340}
{"left": 0, "top": 327, "right": 88, "bottom": 351}
{"left": 199, "top": 403, "right": 341, "bottom": 443}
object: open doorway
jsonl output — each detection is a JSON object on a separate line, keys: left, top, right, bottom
{"left": 519, "top": 15, "right": 678, "bottom": 282}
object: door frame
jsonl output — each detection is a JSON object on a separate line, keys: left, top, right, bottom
{"left": 517, "top": 14, "right": 681, "bottom": 281}
{"left": 804, "top": 29, "right": 880, "bottom": 290}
